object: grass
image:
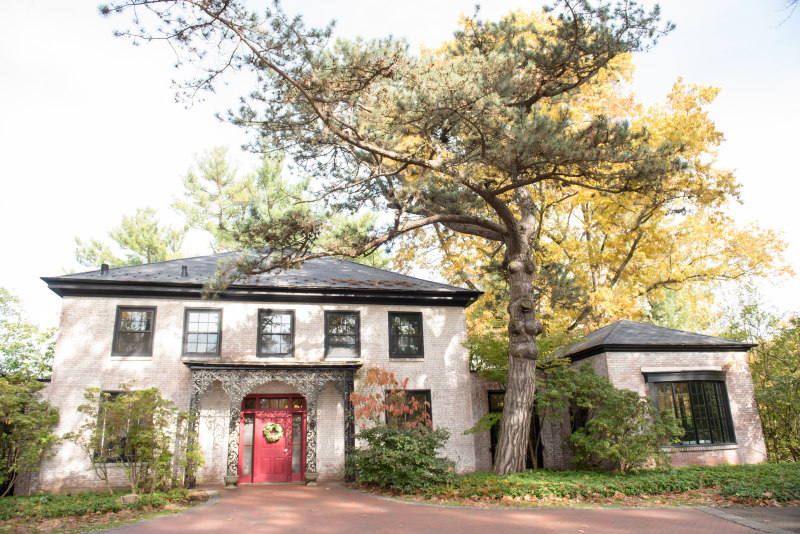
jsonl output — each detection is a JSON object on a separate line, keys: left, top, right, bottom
{"left": 418, "top": 462, "right": 800, "bottom": 505}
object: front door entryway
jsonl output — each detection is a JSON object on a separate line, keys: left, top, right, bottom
{"left": 239, "top": 394, "right": 306, "bottom": 484}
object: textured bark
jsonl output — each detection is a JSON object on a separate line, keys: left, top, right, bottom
{"left": 493, "top": 252, "right": 543, "bottom": 475}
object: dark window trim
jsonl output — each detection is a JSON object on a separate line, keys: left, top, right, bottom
{"left": 388, "top": 311, "right": 424, "bottom": 359}
{"left": 384, "top": 389, "right": 432, "bottom": 426}
{"left": 647, "top": 372, "right": 736, "bottom": 447}
{"left": 182, "top": 308, "right": 222, "bottom": 357}
{"left": 324, "top": 311, "right": 360, "bottom": 358}
{"left": 644, "top": 370, "right": 726, "bottom": 383}
{"left": 111, "top": 306, "right": 156, "bottom": 357}
{"left": 257, "top": 309, "right": 295, "bottom": 358}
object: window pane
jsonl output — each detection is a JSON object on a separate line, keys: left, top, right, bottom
{"left": 292, "top": 398, "right": 304, "bottom": 409}
{"left": 259, "top": 312, "right": 293, "bottom": 355}
{"left": 291, "top": 414, "right": 302, "bottom": 474}
{"left": 244, "top": 398, "right": 256, "bottom": 410}
{"left": 269, "top": 398, "right": 289, "bottom": 409}
{"left": 673, "top": 382, "right": 697, "bottom": 444}
{"left": 184, "top": 310, "right": 220, "bottom": 354}
{"left": 120, "top": 311, "right": 152, "bottom": 332}
{"left": 244, "top": 414, "right": 254, "bottom": 446}
{"left": 488, "top": 392, "right": 505, "bottom": 412}
{"left": 328, "top": 313, "right": 356, "bottom": 335}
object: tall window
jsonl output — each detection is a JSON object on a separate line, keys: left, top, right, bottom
{"left": 183, "top": 309, "right": 222, "bottom": 356}
{"left": 112, "top": 307, "right": 155, "bottom": 356}
{"left": 388, "top": 312, "right": 423, "bottom": 358}
{"left": 385, "top": 390, "right": 431, "bottom": 428}
{"left": 325, "top": 311, "right": 360, "bottom": 359}
{"left": 258, "top": 310, "right": 295, "bottom": 357}
{"left": 648, "top": 372, "right": 736, "bottom": 445}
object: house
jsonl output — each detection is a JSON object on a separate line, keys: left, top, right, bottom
{"left": 471, "top": 320, "right": 768, "bottom": 471}
{"left": 24, "top": 253, "right": 767, "bottom": 493}
{"left": 25, "top": 252, "right": 482, "bottom": 493}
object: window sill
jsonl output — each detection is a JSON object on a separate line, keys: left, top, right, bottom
{"left": 110, "top": 356, "right": 153, "bottom": 361}
{"left": 387, "top": 356, "right": 425, "bottom": 361}
{"left": 663, "top": 443, "right": 738, "bottom": 452}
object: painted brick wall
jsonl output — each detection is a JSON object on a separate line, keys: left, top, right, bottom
{"left": 24, "top": 295, "right": 476, "bottom": 493}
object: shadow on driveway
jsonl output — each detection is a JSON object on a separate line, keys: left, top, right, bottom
{"left": 104, "top": 483, "right": 791, "bottom": 534}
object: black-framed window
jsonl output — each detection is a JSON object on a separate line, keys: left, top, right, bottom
{"left": 112, "top": 307, "right": 155, "bottom": 356}
{"left": 385, "top": 389, "right": 431, "bottom": 428}
{"left": 325, "top": 311, "right": 360, "bottom": 359}
{"left": 389, "top": 312, "right": 424, "bottom": 358}
{"left": 183, "top": 309, "right": 222, "bottom": 356}
{"left": 258, "top": 310, "right": 295, "bottom": 357}
{"left": 647, "top": 372, "right": 736, "bottom": 445}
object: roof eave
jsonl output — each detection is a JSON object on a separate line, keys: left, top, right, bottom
{"left": 41, "top": 277, "right": 483, "bottom": 308}
{"left": 567, "top": 342, "right": 757, "bottom": 362}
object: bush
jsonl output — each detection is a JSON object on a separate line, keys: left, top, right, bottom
{"left": 65, "top": 385, "right": 203, "bottom": 494}
{"left": 0, "top": 489, "right": 191, "bottom": 520}
{"left": 537, "top": 362, "right": 683, "bottom": 471}
{"left": 0, "top": 374, "right": 60, "bottom": 496}
{"left": 347, "top": 425, "right": 455, "bottom": 493}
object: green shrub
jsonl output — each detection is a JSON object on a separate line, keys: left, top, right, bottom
{"left": 0, "top": 489, "right": 191, "bottom": 520}
{"left": 538, "top": 362, "right": 683, "bottom": 471}
{"left": 0, "top": 374, "right": 60, "bottom": 496}
{"left": 347, "top": 425, "right": 455, "bottom": 493}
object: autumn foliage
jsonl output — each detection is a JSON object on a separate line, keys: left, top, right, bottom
{"left": 349, "top": 368, "right": 431, "bottom": 428}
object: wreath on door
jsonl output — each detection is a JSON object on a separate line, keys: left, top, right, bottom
{"left": 263, "top": 422, "right": 284, "bottom": 443}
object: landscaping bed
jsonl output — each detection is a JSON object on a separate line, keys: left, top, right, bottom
{"left": 0, "top": 489, "right": 208, "bottom": 533}
{"left": 376, "top": 463, "right": 800, "bottom": 508}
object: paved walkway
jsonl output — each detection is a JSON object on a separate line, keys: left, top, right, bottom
{"left": 108, "top": 483, "right": 796, "bottom": 534}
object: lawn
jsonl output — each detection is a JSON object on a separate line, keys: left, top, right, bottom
{"left": 411, "top": 463, "right": 800, "bottom": 507}
{"left": 0, "top": 489, "right": 208, "bottom": 533}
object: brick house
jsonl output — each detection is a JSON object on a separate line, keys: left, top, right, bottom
{"left": 26, "top": 255, "right": 766, "bottom": 493}
{"left": 28, "top": 253, "right": 482, "bottom": 493}
{"left": 472, "top": 320, "right": 768, "bottom": 471}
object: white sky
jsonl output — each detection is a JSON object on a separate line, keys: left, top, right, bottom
{"left": 1, "top": 0, "right": 799, "bottom": 328}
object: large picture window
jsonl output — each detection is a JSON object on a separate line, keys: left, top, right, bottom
{"left": 258, "top": 310, "right": 295, "bottom": 357}
{"left": 648, "top": 372, "right": 736, "bottom": 445}
{"left": 388, "top": 312, "right": 423, "bottom": 358}
{"left": 183, "top": 309, "right": 222, "bottom": 356}
{"left": 325, "top": 311, "right": 360, "bottom": 359}
{"left": 112, "top": 307, "right": 155, "bottom": 356}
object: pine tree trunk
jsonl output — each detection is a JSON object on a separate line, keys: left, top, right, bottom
{"left": 493, "top": 253, "right": 542, "bottom": 475}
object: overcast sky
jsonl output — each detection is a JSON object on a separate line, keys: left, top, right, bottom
{"left": 1, "top": 0, "right": 799, "bottom": 328}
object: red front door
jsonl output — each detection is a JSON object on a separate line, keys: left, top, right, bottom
{"left": 239, "top": 395, "right": 306, "bottom": 484}
{"left": 253, "top": 412, "right": 291, "bottom": 483}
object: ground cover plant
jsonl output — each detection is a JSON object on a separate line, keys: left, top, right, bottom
{"left": 0, "top": 489, "right": 206, "bottom": 533}
{"left": 416, "top": 463, "right": 800, "bottom": 506}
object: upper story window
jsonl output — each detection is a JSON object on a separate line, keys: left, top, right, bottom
{"left": 112, "top": 307, "right": 155, "bottom": 356}
{"left": 183, "top": 309, "right": 221, "bottom": 356}
{"left": 325, "top": 311, "right": 360, "bottom": 359}
{"left": 647, "top": 371, "right": 736, "bottom": 445}
{"left": 258, "top": 310, "right": 295, "bottom": 357}
{"left": 389, "top": 312, "right": 423, "bottom": 358}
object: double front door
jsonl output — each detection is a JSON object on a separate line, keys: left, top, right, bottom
{"left": 239, "top": 394, "right": 306, "bottom": 483}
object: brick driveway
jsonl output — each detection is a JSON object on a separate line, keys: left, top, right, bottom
{"left": 108, "top": 483, "right": 771, "bottom": 534}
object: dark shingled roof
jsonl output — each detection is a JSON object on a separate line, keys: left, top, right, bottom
{"left": 42, "top": 252, "right": 481, "bottom": 307}
{"left": 562, "top": 319, "right": 755, "bottom": 361}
